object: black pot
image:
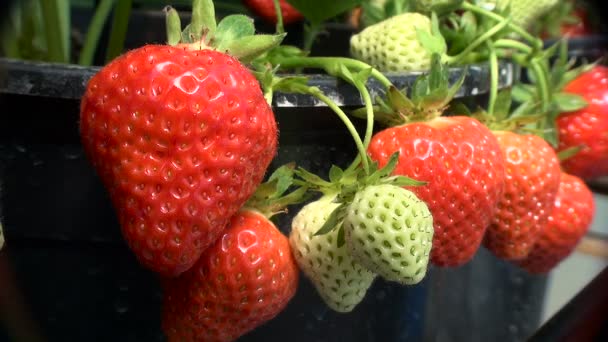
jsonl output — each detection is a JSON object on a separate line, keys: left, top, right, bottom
{"left": 0, "top": 57, "right": 551, "bottom": 342}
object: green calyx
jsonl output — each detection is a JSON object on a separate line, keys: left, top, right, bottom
{"left": 164, "top": 0, "right": 285, "bottom": 63}
{"left": 353, "top": 53, "right": 465, "bottom": 127}
{"left": 298, "top": 152, "right": 425, "bottom": 244}
{"left": 244, "top": 164, "right": 311, "bottom": 219}
{"left": 509, "top": 40, "right": 591, "bottom": 146}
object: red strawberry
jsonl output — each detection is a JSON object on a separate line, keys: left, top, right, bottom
{"left": 161, "top": 209, "right": 299, "bottom": 342}
{"left": 368, "top": 116, "right": 506, "bottom": 267}
{"left": 557, "top": 66, "right": 608, "bottom": 180}
{"left": 243, "top": 0, "right": 304, "bottom": 25}
{"left": 515, "top": 172, "right": 595, "bottom": 274}
{"left": 80, "top": 44, "right": 278, "bottom": 276}
{"left": 563, "top": 65, "right": 608, "bottom": 95}
{"left": 483, "top": 132, "right": 562, "bottom": 260}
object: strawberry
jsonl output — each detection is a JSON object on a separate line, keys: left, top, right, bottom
{"left": 483, "top": 131, "right": 561, "bottom": 260}
{"left": 344, "top": 184, "right": 434, "bottom": 284}
{"left": 161, "top": 210, "right": 298, "bottom": 342}
{"left": 161, "top": 165, "right": 304, "bottom": 342}
{"left": 486, "top": 0, "right": 559, "bottom": 29}
{"left": 289, "top": 195, "right": 376, "bottom": 312}
{"left": 368, "top": 116, "right": 505, "bottom": 267}
{"left": 242, "top": 0, "right": 304, "bottom": 25}
{"left": 350, "top": 12, "right": 445, "bottom": 72}
{"left": 556, "top": 66, "right": 608, "bottom": 180}
{"left": 515, "top": 172, "right": 595, "bottom": 274}
{"left": 362, "top": 58, "right": 505, "bottom": 267}
{"left": 79, "top": 4, "right": 284, "bottom": 276}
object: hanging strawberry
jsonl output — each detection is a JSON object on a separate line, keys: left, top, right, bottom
{"left": 79, "top": 0, "right": 285, "bottom": 276}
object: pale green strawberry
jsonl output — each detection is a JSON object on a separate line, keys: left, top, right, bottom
{"left": 483, "top": 0, "right": 559, "bottom": 29}
{"left": 344, "top": 184, "right": 433, "bottom": 285}
{"left": 289, "top": 195, "right": 376, "bottom": 313}
{"left": 350, "top": 12, "right": 444, "bottom": 72}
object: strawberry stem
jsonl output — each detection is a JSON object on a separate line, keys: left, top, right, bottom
{"left": 445, "top": 16, "right": 510, "bottom": 65}
{"left": 492, "top": 39, "right": 533, "bottom": 55}
{"left": 269, "top": 56, "right": 392, "bottom": 89}
{"left": 487, "top": 42, "right": 499, "bottom": 116}
{"left": 308, "top": 88, "right": 370, "bottom": 174}
{"left": 272, "top": 0, "right": 285, "bottom": 34}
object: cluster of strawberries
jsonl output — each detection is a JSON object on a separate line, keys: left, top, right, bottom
{"left": 77, "top": 0, "right": 605, "bottom": 341}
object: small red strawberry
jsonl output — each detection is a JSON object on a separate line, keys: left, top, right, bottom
{"left": 162, "top": 210, "right": 298, "bottom": 342}
{"left": 483, "top": 131, "right": 562, "bottom": 260}
{"left": 79, "top": 4, "right": 284, "bottom": 276}
{"left": 161, "top": 165, "right": 304, "bottom": 342}
{"left": 557, "top": 66, "right": 608, "bottom": 180}
{"left": 242, "top": 0, "right": 304, "bottom": 25}
{"left": 515, "top": 172, "right": 595, "bottom": 274}
{"left": 364, "top": 58, "right": 506, "bottom": 267}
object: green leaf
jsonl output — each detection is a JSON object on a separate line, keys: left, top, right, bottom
{"left": 553, "top": 93, "right": 588, "bottom": 113}
{"left": 329, "top": 165, "right": 344, "bottom": 183}
{"left": 557, "top": 145, "right": 583, "bottom": 162}
{"left": 511, "top": 84, "right": 536, "bottom": 104}
{"left": 384, "top": 175, "right": 427, "bottom": 187}
{"left": 295, "top": 167, "right": 333, "bottom": 189}
{"left": 314, "top": 203, "right": 347, "bottom": 236}
{"left": 367, "top": 152, "right": 400, "bottom": 185}
{"left": 268, "top": 163, "right": 296, "bottom": 197}
{"left": 285, "top": 0, "right": 363, "bottom": 24}
{"left": 223, "top": 33, "right": 286, "bottom": 63}
{"left": 214, "top": 14, "right": 256, "bottom": 51}
{"left": 493, "top": 89, "right": 513, "bottom": 119}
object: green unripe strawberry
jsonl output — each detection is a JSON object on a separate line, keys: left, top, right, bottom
{"left": 484, "top": 0, "right": 559, "bottom": 29}
{"left": 290, "top": 196, "right": 376, "bottom": 313}
{"left": 350, "top": 12, "right": 444, "bottom": 72}
{"left": 344, "top": 184, "right": 434, "bottom": 285}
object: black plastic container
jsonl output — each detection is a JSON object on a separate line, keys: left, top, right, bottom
{"left": 0, "top": 56, "right": 554, "bottom": 342}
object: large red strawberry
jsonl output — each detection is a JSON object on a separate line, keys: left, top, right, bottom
{"left": 557, "top": 66, "right": 608, "bottom": 180}
{"left": 365, "top": 59, "right": 506, "bottom": 267}
{"left": 79, "top": 5, "right": 284, "bottom": 276}
{"left": 161, "top": 166, "right": 303, "bottom": 342}
{"left": 368, "top": 116, "right": 505, "bottom": 267}
{"left": 243, "top": 0, "right": 304, "bottom": 25}
{"left": 515, "top": 172, "right": 595, "bottom": 274}
{"left": 483, "top": 131, "right": 562, "bottom": 260}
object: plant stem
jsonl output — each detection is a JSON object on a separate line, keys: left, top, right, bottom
{"left": 487, "top": 43, "right": 498, "bottom": 116}
{"left": 307, "top": 87, "right": 369, "bottom": 174}
{"left": 272, "top": 0, "right": 285, "bottom": 34}
{"left": 460, "top": 2, "right": 542, "bottom": 51}
{"left": 40, "top": 0, "right": 66, "bottom": 63}
{"left": 271, "top": 56, "right": 393, "bottom": 88}
{"left": 105, "top": 0, "right": 131, "bottom": 63}
{"left": 446, "top": 16, "right": 510, "bottom": 65}
{"left": 303, "top": 22, "right": 323, "bottom": 53}
{"left": 530, "top": 59, "right": 550, "bottom": 113}
{"left": 79, "top": 0, "right": 116, "bottom": 66}
{"left": 492, "top": 39, "right": 533, "bottom": 55}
